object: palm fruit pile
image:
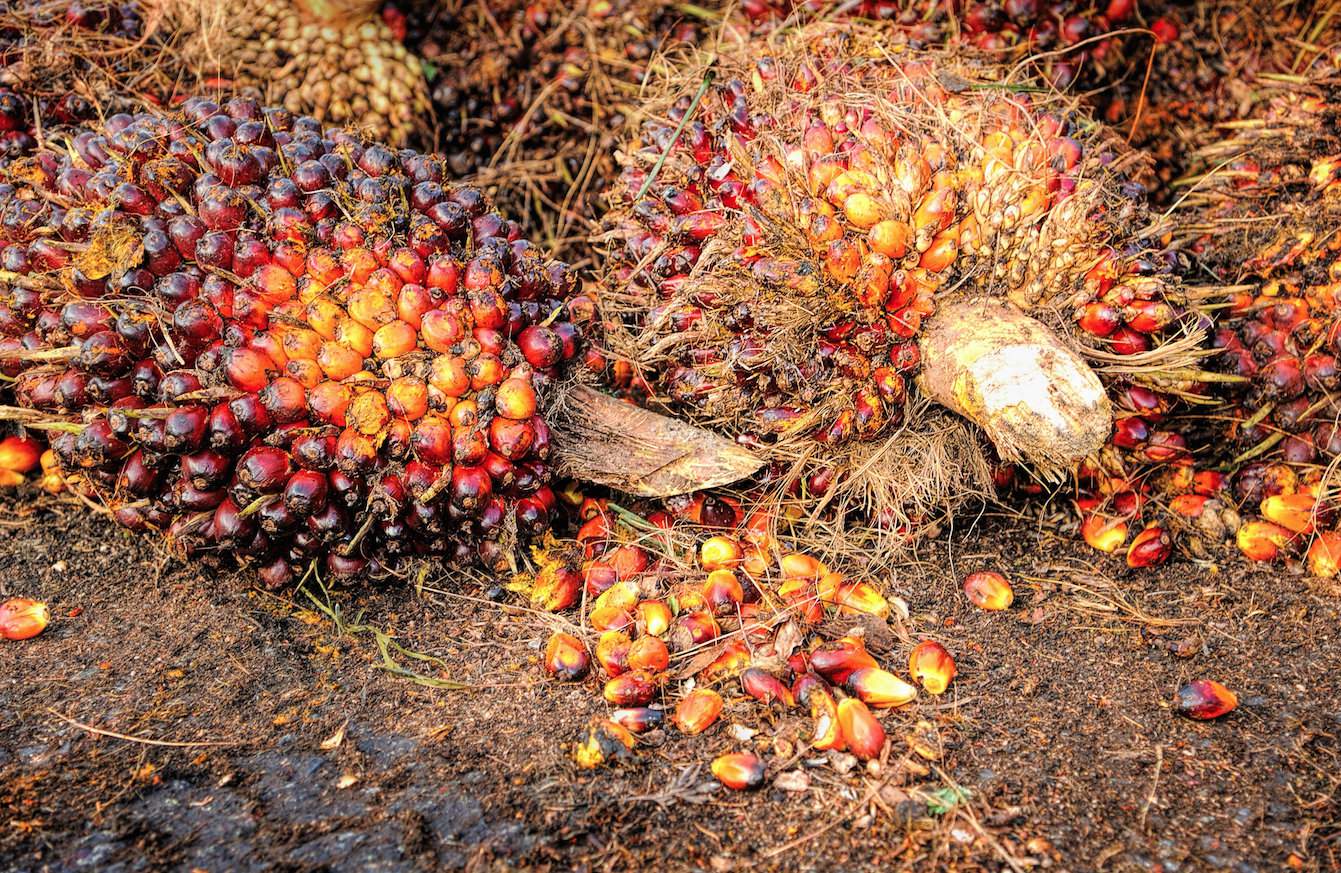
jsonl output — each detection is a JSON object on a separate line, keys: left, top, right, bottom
{"left": 180, "top": 0, "right": 431, "bottom": 146}
{"left": 0, "top": 1, "right": 150, "bottom": 163}
{"left": 529, "top": 491, "right": 960, "bottom": 785}
{"left": 1167, "top": 58, "right": 1341, "bottom": 575}
{"left": 598, "top": 21, "right": 1200, "bottom": 564}
{"left": 0, "top": 98, "right": 585, "bottom": 584}
{"left": 397, "top": 0, "right": 703, "bottom": 254}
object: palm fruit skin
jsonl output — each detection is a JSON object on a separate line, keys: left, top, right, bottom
{"left": 599, "top": 22, "right": 1190, "bottom": 537}
{"left": 0, "top": 98, "right": 583, "bottom": 582}
{"left": 179, "top": 0, "right": 431, "bottom": 147}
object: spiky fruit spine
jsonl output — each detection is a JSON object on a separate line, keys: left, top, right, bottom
{"left": 599, "top": 22, "right": 1193, "bottom": 544}
{"left": 176, "top": 0, "right": 431, "bottom": 146}
{"left": 0, "top": 98, "right": 583, "bottom": 582}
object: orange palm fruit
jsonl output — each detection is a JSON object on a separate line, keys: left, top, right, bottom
{"left": 868, "top": 219, "right": 909, "bottom": 258}
{"left": 0, "top": 436, "right": 41, "bottom": 473}
{"left": 780, "top": 552, "right": 823, "bottom": 580}
{"left": 675, "top": 610, "right": 720, "bottom": 645}
{"left": 702, "top": 569, "right": 745, "bottom": 612}
{"left": 543, "top": 632, "right": 589, "bottom": 681}
{"left": 603, "top": 670, "right": 658, "bottom": 707}
{"left": 1172, "top": 679, "right": 1237, "bottom": 720}
{"left": 0, "top": 597, "right": 49, "bottom": 641}
{"left": 626, "top": 635, "right": 670, "bottom": 673}
{"left": 637, "top": 600, "right": 672, "bottom": 637}
{"left": 1236, "top": 520, "right": 1293, "bottom": 561}
{"left": 1126, "top": 526, "right": 1172, "bottom": 568}
{"left": 1081, "top": 514, "right": 1128, "bottom": 553}
{"left": 674, "top": 687, "right": 724, "bottom": 734}
{"left": 573, "top": 718, "right": 636, "bottom": 769}
{"left": 1306, "top": 531, "right": 1341, "bottom": 578}
{"left": 836, "top": 698, "right": 885, "bottom": 760}
{"left": 796, "top": 677, "right": 843, "bottom": 750}
{"left": 828, "top": 581, "right": 890, "bottom": 619}
{"left": 530, "top": 565, "right": 581, "bottom": 612}
{"left": 1261, "top": 493, "right": 1318, "bottom": 535}
{"left": 595, "top": 630, "right": 633, "bottom": 677}
{"left": 843, "top": 192, "right": 883, "bottom": 228}
{"left": 700, "top": 536, "right": 743, "bottom": 571}
{"left": 908, "top": 640, "right": 956, "bottom": 694}
{"left": 587, "top": 605, "right": 634, "bottom": 633}
{"left": 699, "top": 639, "right": 751, "bottom": 683}
{"left": 711, "top": 752, "right": 765, "bottom": 790}
{"left": 963, "top": 571, "right": 1014, "bottom": 610}
{"left": 845, "top": 667, "right": 917, "bottom": 708}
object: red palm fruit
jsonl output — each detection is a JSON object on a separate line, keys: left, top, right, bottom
{"left": 607, "top": 544, "right": 650, "bottom": 580}
{"left": 544, "top": 631, "right": 590, "bottom": 681}
{"left": 845, "top": 667, "right": 917, "bottom": 708}
{"left": 1126, "top": 526, "right": 1172, "bottom": 568}
{"left": 674, "top": 687, "right": 724, "bottom": 734}
{"left": 573, "top": 718, "right": 636, "bottom": 769}
{"left": 963, "top": 571, "right": 1014, "bottom": 610}
{"left": 741, "top": 668, "right": 794, "bottom": 707}
{"left": 810, "top": 637, "right": 878, "bottom": 684}
{"left": 711, "top": 752, "right": 765, "bottom": 790}
{"left": 603, "top": 670, "right": 658, "bottom": 706}
{"left": 626, "top": 636, "right": 670, "bottom": 673}
{"left": 595, "top": 630, "right": 633, "bottom": 676}
{"left": 1172, "top": 680, "right": 1237, "bottom": 720}
{"left": 0, "top": 597, "right": 49, "bottom": 641}
{"left": 673, "top": 610, "right": 720, "bottom": 647}
{"left": 610, "top": 707, "right": 664, "bottom": 734}
{"left": 908, "top": 641, "right": 956, "bottom": 694}
{"left": 836, "top": 698, "right": 885, "bottom": 761}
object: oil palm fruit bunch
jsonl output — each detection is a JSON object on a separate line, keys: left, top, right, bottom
{"left": 398, "top": 0, "right": 703, "bottom": 254}
{"left": 598, "top": 21, "right": 1202, "bottom": 563}
{"left": 173, "top": 0, "right": 432, "bottom": 146}
{"left": 1170, "top": 57, "right": 1341, "bottom": 573}
{"left": 0, "top": 98, "right": 585, "bottom": 584}
{"left": 540, "top": 490, "right": 954, "bottom": 772}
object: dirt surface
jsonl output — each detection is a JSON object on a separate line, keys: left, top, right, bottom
{"left": 1, "top": 495, "right": 1338, "bottom": 872}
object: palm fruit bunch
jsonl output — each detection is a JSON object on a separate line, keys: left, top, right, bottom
{"left": 0, "top": 1, "right": 150, "bottom": 163}
{"left": 397, "top": 0, "right": 704, "bottom": 252}
{"left": 598, "top": 21, "right": 1200, "bottom": 564}
{"left": 173, "top": 0, "right": 431, "bottom": 146}
{"left": 0, "top": 98, "right": 585, "bottom": 584}
{"left": 1164, "top": 57, "right": 1341, "bottom": 574}
{"left": 535, "top": 490, "right": 957, "bottom": 779}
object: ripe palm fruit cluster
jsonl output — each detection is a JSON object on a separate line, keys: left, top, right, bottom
{"left": 600, "top": 22, "right": 1196, "bottom": 554}
{"left": 536, "top": 491, "right": 958, "bottom": 778}
{"left": 176, "top": 0, "right": 431, "bottom": 146}
{"left": 1174, "top": 59, "right": 1341, "bottom": 573}
{"left": 0, "top": 99, "right": 584, "bottom": 584}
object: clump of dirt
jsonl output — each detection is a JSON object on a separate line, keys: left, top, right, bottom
{"left": 0, "top": 494, "right": 1337, "bottom": 870}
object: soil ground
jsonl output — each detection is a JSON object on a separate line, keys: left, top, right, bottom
{"left": 1, "top": 494, "right": 1338, "bottom": 872}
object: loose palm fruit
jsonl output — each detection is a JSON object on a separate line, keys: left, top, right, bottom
{"left": 796, "top": 676, "right": 843, "bottom": 751}
{"left": 626, "top": 635, "right": 670, "bottom": 673}
{"left": 1236, "top": 521, "right": 1294, "bottom": 562}
{"left": 611, "top": 707, "right": 664, "bottom": 734}
{"left": 638, "top": 600, "right": 672, "bottom": 636}
{"left": 532, "top": 564, "right": 583, "bottom": 612}
{"left": 1172, "top": 680, "right": 1238, "bottom": 720}
{"left": 1126, "top": 526, "right": 1172, "bottom": 568}
{"left": 836, "top": 697, "right": 885, "bottom": 761}
{"left": 1082, "top": 514, "right": 1128, "bottom": 553}
{"left": 1260, "top": 494, "right": 1319, "bottom": 535}
{"left": 573, "top": 718, "right": 636, "bottom": 769}
{"left": 825, "top": 580, "right": 890, "bottom": 619}
{"left": 595, "top": 631, "right": 633, "bottom": 676}
{"left": 740, "top": 668, "right": 793, "bottom": 707}
{"left": 0, "top": 436, "right": 40, "bottom": 474}
{"left": 845, "top": 667, "right": 917, "bottom": 709}
{"left": 711, "top": 752, "right": 766, "bottom": 790}
{"left": 674, "top": 687, "right": 724, "bottom": 735}
{"left": 809, "top": 637, "right": 878, "bottom": 684}
{"left": 0, "top": 104, "right": 582, "bottom": 582}
{"left": 1306, "top": 532, "right": 1341, "bottom": 578}
{"left": 544, "top": 631, "right": 590, "bottom": 681}
{"left": 0, "top": 597, "right": 49, "bottom": 641}
{"left": 604, "top": 670, "right": 658, "bottom": 706}
{"left": 963, "top": 572, "right": 1014, "bottom": 610}
{"left": 700, "top": 535, "right": 743, "bottom": 571}
{"left": 908, "top": 641, "right": 956, "bottom": 695}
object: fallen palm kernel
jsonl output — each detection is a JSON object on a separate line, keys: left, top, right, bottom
{"left": 0, "top": 597, "right": 49, "bottom": 641}
{"left": 702, "top": 569, "right": 745, "bottom": 612}
{"left": 674, "top": 687, "right": 724, "bottom": 735}
{"left": 573, "top": 718, "right": 636, "bottom": 769}
{"left": 836, "top": 697, "right": 886, "bottom": 761}
{"left": 543, "top": 632, "right": 589, "bottom": 682}
{"left": 826, "top": 581, "right": 890, "bottom": 619}
{"left": 908, "top": 641, "right": 956, "bottom": 695}
{"left": 963, "top": 572, "right": 1014, "bottom": 611}
{"left": 0, "top": 103, "right": 585, "bottom": 582}
{"left": 711, "top": 752, "right": 766, "bottom": 791}
{"left": 1172, "top": 680, "right": 1238, "bottom": 720}
{"left": 796, "top": 676, "right": 843, "bottom": 751}
{"left": 845, "top": 667, "right": 917, "bottom": 709}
